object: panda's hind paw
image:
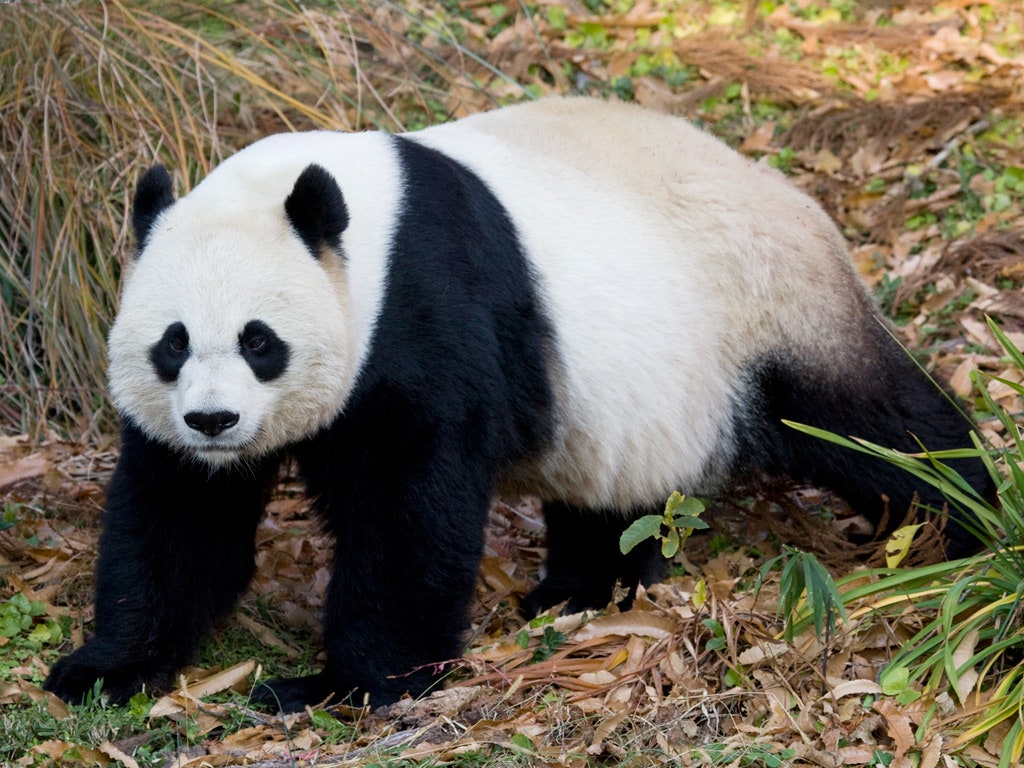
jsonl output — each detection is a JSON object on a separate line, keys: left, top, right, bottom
{"left": 521, "top": 576, "right": 614, "bottom": 618}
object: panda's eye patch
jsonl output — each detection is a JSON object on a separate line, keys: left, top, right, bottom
{"left": 150, "top": 322, "right": 190, "bottom": 383}
{"left": 239, "top": 320, "right": 289, "bottom": 382}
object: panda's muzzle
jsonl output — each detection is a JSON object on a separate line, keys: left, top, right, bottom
{"left": 184, "top": 409, "right": 240, "bottom": 437}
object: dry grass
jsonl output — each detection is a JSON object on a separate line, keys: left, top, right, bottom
{"left": 0, "top": 0, "right": 513, "bottom": 442}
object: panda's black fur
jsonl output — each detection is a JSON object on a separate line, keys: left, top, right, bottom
{"left": 45, "top": 97, "right": 993, "bottom": 712}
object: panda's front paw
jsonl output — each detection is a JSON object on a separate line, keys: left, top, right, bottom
{"left": 250, "top": 673, "right": 356, "bottom": 713}
{"left": 44, "top": 654, "right": 99, "bottom": 705}
{"left": 45, "top": 645, "right": 171, "bottom": 705}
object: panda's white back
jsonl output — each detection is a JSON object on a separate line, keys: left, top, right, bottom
{"left": 408, "top": 98, "right": 873, "bottom": 508}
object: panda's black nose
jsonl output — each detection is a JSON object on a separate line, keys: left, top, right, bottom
{"left": 184, "top": 410, "right": 239, "bottom": 436}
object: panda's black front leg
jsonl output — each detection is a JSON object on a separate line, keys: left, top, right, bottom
{"left": 254, "top": 419, "right": 492, "bottom": 712}
{"left": 252, "top": 485, "right": 489, "bottom": 710}
{"left": 45, "top": 421, "right": 278, "bottom": 705}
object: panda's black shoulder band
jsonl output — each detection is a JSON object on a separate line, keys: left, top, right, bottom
{"left": 285, "top": 164, "right": 349, "bottom": 260}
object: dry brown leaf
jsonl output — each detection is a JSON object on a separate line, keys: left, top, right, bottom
{"left": 587, "top": 709, "right": 629, "bottom": 754}
{"left": 751, "top": 669, "right": 794, "bottom": 730}
{"left": 737, "top": 641, "right": 790, "bottom": 665}
{"left": 183, "top": 658, "right": 256, "bottom": 698}
{"left": 573, "top": 610, "right": 678, "bottom": 641}
{"left": 578, "top": 669, "right": 617, "bottom": 687}
{"left": 0, "top": 453, "right": 50, "bottom": 489}
{"left": 925, "top": 70, "right": 965, "bottom": 91}
{"left": 619, "top": 634, "right": 648, "bottom": 677}
{"left": 29, "top": 740, "right": 110, "bottom": 764}
{"left": 1, "top": 678, "right": 71, "bottom": 718}
{"left": 829, "top": 679, "right": 883, "bottom": 699}
{"left": 839, "top": 743, "right": 878, "bottom": 764}
{"left": 951, "top": 627, "right": 980, "bottom": 703}
{"left": 739, "top": 122, "right": 776, "bottom": 153}
{"left": 99, "top": 742, "right": 141, "bottom": 768}
{"left": 236, "top": 613, "right": 301, "bottom": 658}
{"left": 0, "top": 434, "right": 32, "bottom": 451}
{"left": 149, "top": 659, "right": 256, "bottom": 718}
{"left": 874, "top": 697, "right": 916, "bottom": 760}
{"left": 962, "top": 316, "right": 999, "bottom": 351}
{"left": 949, "top": 356, "right": 977, "bottom": 397}
{"left": 919, "top": 734, "right": 942, "bottom": 768}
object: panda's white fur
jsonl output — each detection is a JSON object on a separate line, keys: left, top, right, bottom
{"left": 48, "top": 96, "right": 988, "bottom": 712}
{"left": 111, "top": 98, "right": 867, "bottom": 502}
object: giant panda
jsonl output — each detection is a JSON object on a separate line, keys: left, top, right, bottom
{"left": 45, "top": 96, "right": 992, "bottom": 712}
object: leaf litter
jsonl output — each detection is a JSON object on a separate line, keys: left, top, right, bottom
{"left": 0, "top": 444, "right": 996, "bottom": 766}
{"left": 2, "top": 0, "right": 1024, "bottom": 765}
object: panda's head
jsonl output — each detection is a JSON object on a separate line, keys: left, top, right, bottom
{"left": 108, "top": 161, "right": 354, "bottom": 466}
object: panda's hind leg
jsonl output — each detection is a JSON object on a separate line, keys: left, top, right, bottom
{"left": 521, "top": 501, "right": 664, "bottom": 617}
{"left": 742, "top": 340, "right": 995, "bottom": 558}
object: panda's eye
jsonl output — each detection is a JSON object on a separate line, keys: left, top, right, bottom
{"left": 245, "top": 335, "right": 267, "bottom": 353}
{"left": 168, "top": 337, "right": 187, "bottom": 354}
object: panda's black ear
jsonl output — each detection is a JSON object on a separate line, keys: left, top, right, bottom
{"left": 285, "top": 164, "right": 349, "bottom": 259}
{"left": 132, "top": 165, "right": 175, "bottom": 256}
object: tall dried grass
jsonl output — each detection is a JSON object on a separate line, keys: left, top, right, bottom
{"left": 0, "top": 0, "right": 517, "bottom": 441}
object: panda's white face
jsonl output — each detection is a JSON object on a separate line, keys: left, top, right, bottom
{"left": 108, "top": 196, "right": 354, "bottom": 467}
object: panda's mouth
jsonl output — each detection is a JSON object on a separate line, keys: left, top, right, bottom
{"left": 190, "top": 443, "right": 247, "bottom": 466}
{"left": 182, "top": 431, "right": 252, "bottom": 461}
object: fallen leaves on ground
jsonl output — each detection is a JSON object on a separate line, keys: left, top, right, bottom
{"left": 0, "top": 439, "right": 1010, "bottom": 765}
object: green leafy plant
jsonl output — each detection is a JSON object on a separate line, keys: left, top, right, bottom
{"left": 703, "top": 618, "right": 728, "bottom": 652}
{"left": 532, "top": 625, "right": 566, "bottom": 662}
{"left": 310, "top": 708, "right": 358, "bottom": 745}
{"left": 768, "top": 146, "right": 798, "bottom": 174}
{"left": 789, "top": 316, "right": 1024, "bottom": 767}
{"left": 0, "top": 593, "right": 62, "bottom": 647}
{"left": 620, "top": 491, "right": 709, "bottom": 559}
{"left": 878, "top": 663, "right": 921, "bottom": 706}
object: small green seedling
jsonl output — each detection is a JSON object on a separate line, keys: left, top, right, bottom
{"left": 879, "top": 664, "right": 922, "bottom": 706}
{"left": 620, "top": 491, "right": 708, "bottom": 559}
{"left": 756, "top": 547, "right": 847, "bottom": 644}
